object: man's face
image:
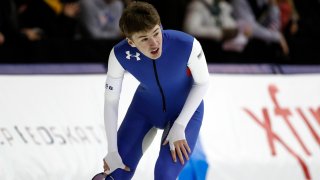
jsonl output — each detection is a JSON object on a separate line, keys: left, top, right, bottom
{"left": 127, "top": 25, "right": 163, "bottom": 60}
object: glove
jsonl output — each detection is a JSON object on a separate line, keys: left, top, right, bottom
{"left": 164, "top": 122, "right": 186, "bottom": 150}
{"left": 103, "top": 151, "right": 128, "bottom": 174}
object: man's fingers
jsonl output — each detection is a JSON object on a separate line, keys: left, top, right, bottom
{"left": 170, "top": 150, "right": 177, "bottom": 162}
{"left": 183, "top": 141, "right": 191, "bottom": 154}
{"left": 181, "top": 144, "right": 189, "bottom": 161}
{"left": 166, "top": 140, "right": 191, "bottom": 165}
{"left": 123, "top": 165, "right": 131, "bottom": 172}
{"left": 175, "top": 145, "right": 184, "bottom": 165}
{"left": 103, "top": 162, "right": 130, "bottom": 174}
{"left": 162, "top": 140, "right": 168, "bottom": 145}
{"left": 103, "top": 160, "right": 110, "bottom": 171}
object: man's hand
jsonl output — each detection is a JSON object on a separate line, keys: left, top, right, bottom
{"left": 163, "top": 139, "right": 191, "bottom": 165}
{"left": 162, "top": 123, "right": 191, "bottom": 165}
{"left": 104, "top": 151, "right": 130, "bottom": 174}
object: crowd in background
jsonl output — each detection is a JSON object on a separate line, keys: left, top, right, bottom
{"left": 0, "top": 0, "right": 319, "bottom": 64}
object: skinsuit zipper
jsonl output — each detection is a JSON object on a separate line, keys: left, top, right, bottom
{"left": 152, "top": 61, "right": 167, "bottom": 112}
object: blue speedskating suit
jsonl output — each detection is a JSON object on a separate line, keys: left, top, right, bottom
{"left": 104, "top": 30, "right": 208, "bottom": 180}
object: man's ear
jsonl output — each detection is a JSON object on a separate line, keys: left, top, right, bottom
{"left": 127, "top": 38, "right": 136, "bottom": 47}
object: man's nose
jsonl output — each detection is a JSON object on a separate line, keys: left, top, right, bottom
{"left": 149, "top": 37, "right": 158, "bottom": 46}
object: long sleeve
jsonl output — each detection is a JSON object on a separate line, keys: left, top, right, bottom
{"left": 174, "top": 38, "right": 210, "bottom": 127}
{"left": 104, "top": 48, "right": 125, "bottom": 152}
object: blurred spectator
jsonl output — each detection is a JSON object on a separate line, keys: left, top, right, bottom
{"left": 18, "top": 0, "right": 80, "bottom": 39}
{"left": 0, "top": 0, "right": 43, "bottom": 44}
{"left": 0, "top": 0, "right": 45, "bottom": 61}
{"left": 283, "top": 0, "right": 320, "bottom": 63}
{"left": 277, "top": 0, "right": 299, "bottom": 34}
{"left": 79, "top": 0, "right": 123, "bottom": 39}
{"left": 230, "top": 0, "right": 289, "bottom": 56}
{"left": 184, "top": 0, "right": 238, "bottom": 42}
{"left": 183, "top": 0, "right": 252, "bottom": 54}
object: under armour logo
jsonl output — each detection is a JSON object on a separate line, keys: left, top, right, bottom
{"left": 126, "top": 51, "right": 141, "bottom": 61}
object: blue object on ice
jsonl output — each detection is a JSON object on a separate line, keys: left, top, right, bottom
{"left": 178, "top": 138, "right": 209, "bottom": 180}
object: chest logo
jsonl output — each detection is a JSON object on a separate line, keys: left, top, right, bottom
{"left": 126, "top": 51, "right": 141, "bottom": 61}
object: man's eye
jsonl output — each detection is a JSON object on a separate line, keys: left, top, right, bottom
{"left": 154, "top": 32, "right": 159, "bottom": 37}
{"left": 141, "top": 38, "right": 148, "bottom": 42}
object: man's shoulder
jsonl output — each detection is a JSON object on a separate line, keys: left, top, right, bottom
{"left": 163, "top": 30, "right": 194, "bottom": 45}
{"left": 164, "top": 30, "right": 194, "bottom": 39}
{"left": 113, "top": 39, "right": 131, "bottom": 52}
{"left": 112, "top": 39, "right": 138, "bottom": 62}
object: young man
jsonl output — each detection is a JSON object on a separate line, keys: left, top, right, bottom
{"left": 101, "top": 1, "right": 209, "bottom": 179}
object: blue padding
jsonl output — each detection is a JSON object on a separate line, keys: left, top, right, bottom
{"left": 178, "top": 139, "right": 208, "bottom": 180}
{"left": 279, "top": 65, "right": 320, "bottom": 74}
{"left": 207, "top": 64, "right": 274, "bottom": 74}
{"left": 0, "top": 63, "right": 106, "bottom": 74}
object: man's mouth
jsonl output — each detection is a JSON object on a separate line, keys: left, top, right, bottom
{"left": 151, "top": 48, "right": 159, "bottom": 55}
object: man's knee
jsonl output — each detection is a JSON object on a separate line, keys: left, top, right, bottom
{"left": 154, "top": 168, "right": 182, "bottom": 180}
{"left": 154, "top": 157, "right": 185, "bottom": 180}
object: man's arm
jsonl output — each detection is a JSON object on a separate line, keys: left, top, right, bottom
{"left": 104, "top": 48, "right": 124, "bottom": 152}
{"left": 163, "top": 38, "right": 210, "bottom": 164}
{"left": 103, "top": 48, "right": 130, "bottom": 174}
{"left": 175, "top": 38, "right": 210, "bottom": 127}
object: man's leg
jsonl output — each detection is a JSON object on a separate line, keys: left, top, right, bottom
{"left": 106, "top": 108, "right": 155, "bottom": 180}
{"left": 154, "top": 103, "right": 204, "bottom": 180}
